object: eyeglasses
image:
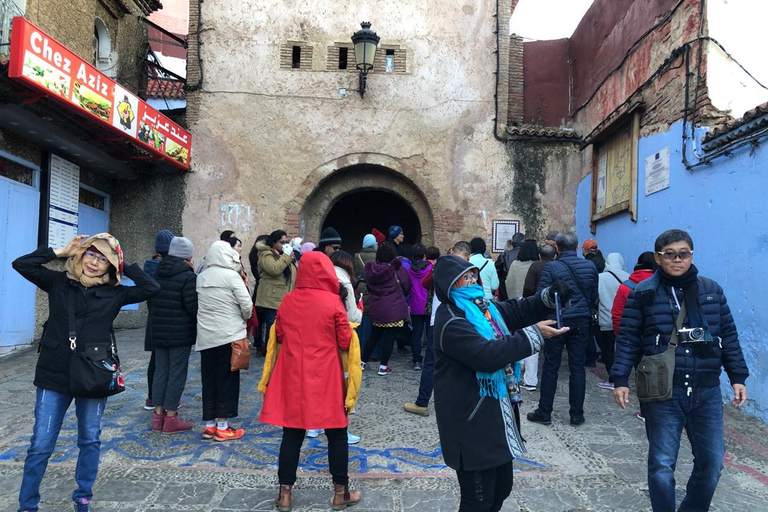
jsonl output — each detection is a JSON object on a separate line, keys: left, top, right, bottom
{"left": 658, "top": 250, "right": 693, "bottom": 261}
{"left": 331, "top": 245, "right": 342, "bottom": 251}
{"left": 463, "top": 272, "right": 479, "bottom": 282}
{"left": 84, "top": 250, "right": 109, "bottom": 265}
{"left": 279, "top": 239, "right": 290, "bottom": 244}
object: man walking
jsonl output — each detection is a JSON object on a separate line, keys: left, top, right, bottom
{"left": 528, "top": 232, "right": 598, "bottom": 426}
{"left": 612, "top": 229, "right": 748, "bottom": 512}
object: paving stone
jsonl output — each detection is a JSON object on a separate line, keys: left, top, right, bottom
{"left": 154, "top": 482, "right": 219, "bottom": 506}
{"left": 402, "top": 489, "right": 456, "bottom": 510}
{"left": 93, "top": 479, "right": 157, "bottom": 503}
{"left": 582, "top": 487, "right": 650, "bottom": 511}
{"left": 516, "top": 489, "right": 583, "bottom": 512}
{"left": 216, "top": 489, "right": 281, "bottom": 511}
{"left": 711, "top": 488, "right": 767, "bottom": 512}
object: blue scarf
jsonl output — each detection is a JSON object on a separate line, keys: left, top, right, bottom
{"left": 450, "top": 285, "right": 516, "bottom": 399}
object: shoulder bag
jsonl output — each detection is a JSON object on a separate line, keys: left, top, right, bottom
{"left": 230, "top": 337, "right": 251, "bottom": 371}
{"left": 636, "top": 302, "right": 686, "bottom": 403}
{"left": 560, "top": 261, "right": 599, "bottom": 334}
{"left": 68, "top": 286, "right": 125, "bottom": 398}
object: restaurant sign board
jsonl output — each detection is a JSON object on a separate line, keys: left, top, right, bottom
{"left": 8, "top": 17, "right": 191, "bottom": 170}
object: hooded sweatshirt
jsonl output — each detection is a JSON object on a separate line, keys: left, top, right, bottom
{"left": 432, "top": 255, "right": 550, "bottom": 472}
{"left": 406, "top": 260, "right": 432, "bottom": 315}
{"left": 598, "top": 253, "right": 630, "bottom": 330}
{"left": 335, "top": 266, "right": 363, "bottom": 323}
{"left": 611, "top": 268, "right": 654, "bottom": 334}
{"left": 196, "top": 241, "right": 253, "bottom": 351}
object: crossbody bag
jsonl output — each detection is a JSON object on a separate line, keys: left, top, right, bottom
{"left": 636, "top": 302, "right": 686, "bottom": 402}
{"left": 559, "top": 261, "right": 599, "bottom": 333}
{"left": 67, "top": 286, "right": 125, "bottom": 398}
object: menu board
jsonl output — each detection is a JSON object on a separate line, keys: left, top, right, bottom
{"left": 8, "top": 17, "right": 191, "bottom": 170}
{"left": 47, "top": 154, "right": 80, "bottom": 248}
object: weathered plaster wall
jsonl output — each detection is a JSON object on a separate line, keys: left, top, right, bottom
{"left": 574, "top": 121, "right": 768, "bottom": 422}
{"left": 185, "top": 0, "right": 515, "bottom": 261}
{"left": 505, "top": 140, "right": 585, "bottom": 238}
{"left": 522, "top": 39, "right": 570, "bottom": 127}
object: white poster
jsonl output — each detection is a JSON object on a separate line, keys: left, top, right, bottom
{"left": 645, "top": 147, "right": 671, "bottom": 196}
{"left": 596, "top": 151, "right": 607, "bottom": 212}
{"left": 112, "top": 85, "right": 139, "bottom": 138}
{"left": 47, "top": 154, "right": 80, "bottom": 248}
{"left": 492, "top": 220, "right": 520, "bottom": 253}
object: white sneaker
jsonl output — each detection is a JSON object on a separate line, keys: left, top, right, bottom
{"left": 361, "top": 362, "right": 366, "bottom": 371}
{"left": 596, "top": 380, "right": 615, "bottom": 390}
{"left": 306, "top": 429, "right": 324, "bottom": 438}
{"left": 347, "top": 432, "right": 361, "bottom": 444}
{"left": 520, "top": 384, "right": 537, "bottom": 391}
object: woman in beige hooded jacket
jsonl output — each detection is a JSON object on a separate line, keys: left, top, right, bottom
{"left": 196, "top": 240, "right": 253, "bottom": 442}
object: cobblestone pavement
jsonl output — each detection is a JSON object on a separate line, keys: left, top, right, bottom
{"left": 1, "top": 329, "right": 767, "bottom": 511}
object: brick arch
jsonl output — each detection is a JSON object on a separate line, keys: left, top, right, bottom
{"left": 284, "top": 153, "right": 437, "bottom": 245}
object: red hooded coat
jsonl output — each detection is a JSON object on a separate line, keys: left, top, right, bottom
{"left": 259, "top": 252, "right": 353, "bottom": 429}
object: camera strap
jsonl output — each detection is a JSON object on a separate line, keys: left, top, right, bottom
{"left": 668, "top": 302, "right": 687, "bottom": 348}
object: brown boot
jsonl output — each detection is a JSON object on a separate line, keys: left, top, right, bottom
{"left": 275, "top": 484, "right": 292, "bottom": 512}
{"left": 332, "top": 483, "right": 361, "bottom": 510}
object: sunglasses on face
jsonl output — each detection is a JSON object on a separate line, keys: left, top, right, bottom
{"left": 658, "top": 250, "right": 693, "bottom": 261}
{"left": 331, "top": 245, "right": 342, "bottom": 251}
{"left": 84, "top": 250, "right": 109, "bottom": 265}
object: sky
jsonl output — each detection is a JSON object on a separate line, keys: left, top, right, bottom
{"left": 509, "top": 0, "right": 595, "bottom": 40}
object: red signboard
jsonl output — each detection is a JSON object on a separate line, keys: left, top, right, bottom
{"left": 8, "top": 17, "right": 191, "bottom": 170}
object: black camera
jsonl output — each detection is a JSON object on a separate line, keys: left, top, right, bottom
{"left": 678, "top": 327, "right": 707, "bottom": 343}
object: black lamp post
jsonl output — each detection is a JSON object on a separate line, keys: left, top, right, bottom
{"left": 351, "top": 22, "right": 380, "bottom": 98}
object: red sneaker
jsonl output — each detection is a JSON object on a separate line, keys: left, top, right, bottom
{"left": 214, "top": 426, "right": 245, "bottom": 442}
{"left": 162, "top": 414, "right": 193, "bottom": 435}
{"left": 202, "top": 426, "right": 217, "bottom": 440}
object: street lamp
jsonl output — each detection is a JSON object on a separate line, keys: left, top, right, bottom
{"left": 351, "top": 22, "right": 380, "bottom": 98}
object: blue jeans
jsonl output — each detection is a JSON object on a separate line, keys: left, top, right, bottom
{"left": 641, "top": 386, "right": 724, "bottom": 512}
{"left": 19, "top": 388, "right": 106, "bottom": 511}
{"left": 537, "top": 321, "right": 588, "bottom": 420}
{"left": 415, "top": 325, "right": 434, "bottom": 407}
{"left": 359, "top": 314, "right": 380, "bottom": 359}
{"left": 410, "top": 314, "right": 428, "bottom": 364}
{"left": 263, "top": 308, "right": 277, "bottom": 338}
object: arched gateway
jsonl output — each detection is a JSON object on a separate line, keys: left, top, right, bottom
{"left": 285, "top": 154, "right": 435, "bottom": 253}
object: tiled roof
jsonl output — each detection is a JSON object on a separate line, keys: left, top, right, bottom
{"left": 146, "top": 78, "right": 185, "bottom": 100}
{"left": 701, "top": 101, "right": 768, "bottom": 147}
{"left": 507, "top": 125, "right": 582, "bottom": 141}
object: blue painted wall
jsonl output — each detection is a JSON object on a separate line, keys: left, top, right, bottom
{"left": 575, "top": 120, "right": 768, "bottom": 422}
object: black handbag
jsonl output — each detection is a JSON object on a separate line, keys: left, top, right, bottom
{"left": 559, "top": 261, "right": 599, "bottom": 334}
{"left": 67, "top": 286, "right": 126, "bottom": 398}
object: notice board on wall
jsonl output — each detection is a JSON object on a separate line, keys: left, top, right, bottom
{"left": 47, "top": 154, "right": 79, "bottom": 248}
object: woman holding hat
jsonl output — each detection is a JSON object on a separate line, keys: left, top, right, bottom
{"left": 13, "top": 233, "right": 160, "bottom": 512}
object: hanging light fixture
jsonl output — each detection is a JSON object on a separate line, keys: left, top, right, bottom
{"left": 351, "top": 22, "right": 380, "bottom": 98}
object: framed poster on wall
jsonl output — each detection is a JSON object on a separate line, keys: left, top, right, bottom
{"left": 492, "top": 220, "right": 520, "bottom": 253}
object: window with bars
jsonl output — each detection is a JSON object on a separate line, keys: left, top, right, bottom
{"left": 79, "top": 187, "right": 107, "bottom": 210}
{"left": 0, "top": 159, "right": 34, "bottom": 186}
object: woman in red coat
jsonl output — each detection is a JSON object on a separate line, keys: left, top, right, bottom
{"left": 259, "top": 251, "right": 361, "bottom": 511}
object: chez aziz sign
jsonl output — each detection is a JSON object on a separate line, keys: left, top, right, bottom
{"left": 8, "top": 17, "right": 191, "bottom": 171}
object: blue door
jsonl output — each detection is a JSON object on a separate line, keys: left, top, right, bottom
{"left": 0, "top": 175, "right": 40, "bottom": 349}
{"left": 78, "top": 203, "right": 109, "bottom": 237}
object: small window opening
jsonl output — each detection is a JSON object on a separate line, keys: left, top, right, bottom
{"left": 385, "top": 49, "right": 395, "bottom": 73}
{"left": 292, "top": 46, "right": 301, "bottom": 69}
{"left": 338, "top": 47, "right": 348, "bottom": 70}
{"left": 79, "top": 187, "right": 107, "bottom": 211}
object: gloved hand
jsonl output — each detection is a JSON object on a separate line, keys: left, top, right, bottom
{"left": 282, "top": 244, "right": 293, "bottom": 256}
{"left": 547, "top": 279, "right": 574, "bottom": 306}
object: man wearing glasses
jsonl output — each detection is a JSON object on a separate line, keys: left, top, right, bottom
{"left": 612, "top": 229, "right": 749, "bottom": 512}
{"left": 317, "top": 228, "right": 343, "bottom": 257}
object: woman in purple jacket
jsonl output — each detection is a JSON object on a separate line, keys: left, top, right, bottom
{"left": 361, "top": 242, "right": 412, "bottom": 376}
{"left": 406, "top": 244, "right": 432, "bottom": 371}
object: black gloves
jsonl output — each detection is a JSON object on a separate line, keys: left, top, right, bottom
{"left": 547, "top": 279, "right": 574, "bottom": 306}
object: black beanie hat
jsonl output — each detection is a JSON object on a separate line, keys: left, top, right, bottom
{"left": 319, "top": 227, "right": 342, "bottom": 247}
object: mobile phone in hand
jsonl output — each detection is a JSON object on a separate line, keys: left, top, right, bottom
{"left": 555, "top": 292, "right": 563, "bottom": 329}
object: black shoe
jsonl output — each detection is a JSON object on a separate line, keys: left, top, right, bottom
{"left": 570, "top": 416, "right": 585, "bottom": 426}
{"left": 526, "top": 409, "right": 552, "bottom": 425}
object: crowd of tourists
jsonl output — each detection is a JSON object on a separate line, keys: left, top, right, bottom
{"left": 11, "top": 224, "right": 749, "bottom": 512}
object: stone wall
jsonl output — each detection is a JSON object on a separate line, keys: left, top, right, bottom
{"left": 184, "top": 0, "right": 517, "bottom": 262}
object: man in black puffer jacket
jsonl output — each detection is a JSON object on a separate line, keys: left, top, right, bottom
{"left": 612, "top": 229, "right": 748, "bottom": 512}
{"left": 149, "top": 236, "right": 198, "bottom": 435}
{"left": 529, "top": 232, "right": 598, "bottom": 426}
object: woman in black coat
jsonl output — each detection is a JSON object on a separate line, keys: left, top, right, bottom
{"left": 432, "top": 255, "right": 570, "bottom": 512}
{"left": 12, "top": 234, "right": 160, "bottom": 512}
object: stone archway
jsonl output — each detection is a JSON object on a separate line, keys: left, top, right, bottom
{"left": 287, "top": 155, "right": 435, "bottom": 251}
